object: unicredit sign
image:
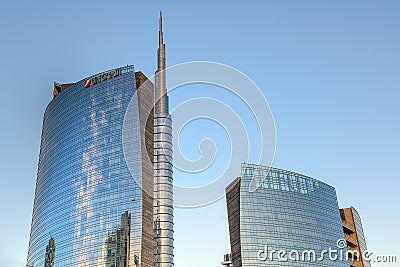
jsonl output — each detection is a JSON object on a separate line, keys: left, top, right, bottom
{"left": 84, "top": 68, "right": 122, "bottom": 88}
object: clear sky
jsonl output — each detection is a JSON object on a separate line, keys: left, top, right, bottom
{"left": 0, "top": 1, "right": 399, "bottom": 266}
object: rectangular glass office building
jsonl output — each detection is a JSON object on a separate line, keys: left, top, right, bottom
{"left": 226, "top": 163, "right": 349, "bottom": 267}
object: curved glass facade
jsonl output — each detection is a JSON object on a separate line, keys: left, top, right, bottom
{"left": 26, "top": 66, "right": 154, "bottom": 267}
{"left": 352, "top": 207, "right": 371, "bottom": 267}
{"left": 226, "top": 163, "right": 349, "bottom": 267}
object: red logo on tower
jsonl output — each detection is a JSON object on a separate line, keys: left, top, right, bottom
{"left": 84, "top": 79, "right": 91, "bottom": 88}
{"left": 83, "top": 68, "right": 122, "bottom": 89}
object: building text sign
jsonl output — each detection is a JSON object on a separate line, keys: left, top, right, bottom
{"left": 84, "top": 68, "right": 122, "bottom": 88}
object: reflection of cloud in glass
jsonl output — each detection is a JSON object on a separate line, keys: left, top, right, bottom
{"left": 26, "top": 66, "right": 154, "bottom": 267}
{"left": 76, "top": 96, "right": 103, "bottom": 267}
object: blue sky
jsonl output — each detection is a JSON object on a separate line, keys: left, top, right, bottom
{"left": 0, "top": 1, "right": 399, "bottom": 266}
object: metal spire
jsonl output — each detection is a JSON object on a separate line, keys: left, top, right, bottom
{"left": 154, "top": 11, "right": 174, "bottom": 267}
{"left": 156, "top": 10, "right": 168, "bottom": 114}
{"left": 159, "top": 11, "right": 163, "bottom": 47}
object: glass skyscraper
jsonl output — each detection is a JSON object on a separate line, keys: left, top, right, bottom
{"left": 153, "top": 11, "right": 174, "bottom": 267}
{"left": 226, "top": 163, "right": 349, "bottom": 267}
{"left": 26, "top": 66, "right": 155, "bottom": 267}
{"left": 27, "top": 13, "right": 173, "bottom": 267}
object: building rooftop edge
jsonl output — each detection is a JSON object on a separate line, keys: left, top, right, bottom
{"left": 51, "top": 64, "right": 137, "bottom": 99}
{"left": 225, "top": 177, "right": 241, "bottom": 193}
{"left": 225, "top": 162, "right": 337, "bottom": 191}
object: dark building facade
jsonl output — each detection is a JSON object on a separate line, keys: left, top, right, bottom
{"left": 340, "top": 207, "right": 371, "bottom": 267}
{"left": 226, "top": 163, "right": 349, "bottom": 267}
{"left": 26, "top": 65, "right": 155, "bottom": 267}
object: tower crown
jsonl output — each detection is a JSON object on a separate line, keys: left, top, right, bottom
{"left": 155, "top": 11, "right": 168, "bottom": 114}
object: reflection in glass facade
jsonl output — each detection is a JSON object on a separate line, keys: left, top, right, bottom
{"left": 351, "top": 207, "right": 371, "bottom": 267}
{"left": 352, "top": 208, "right": 370, "bottom": 267}
{"left": 340, "top": 207, "right": 371, "bottom": 267}
{"left": 44, "top": 237, "right": 55, "bottom": 267}
{"left": 153, "top": 11, "right": 174, "bottom": 267}
{"left": 26, "top": 66, "right": 155, "bottom": 267}
{"left": 226, "top": 163, "right": 349, "bottom": 267}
